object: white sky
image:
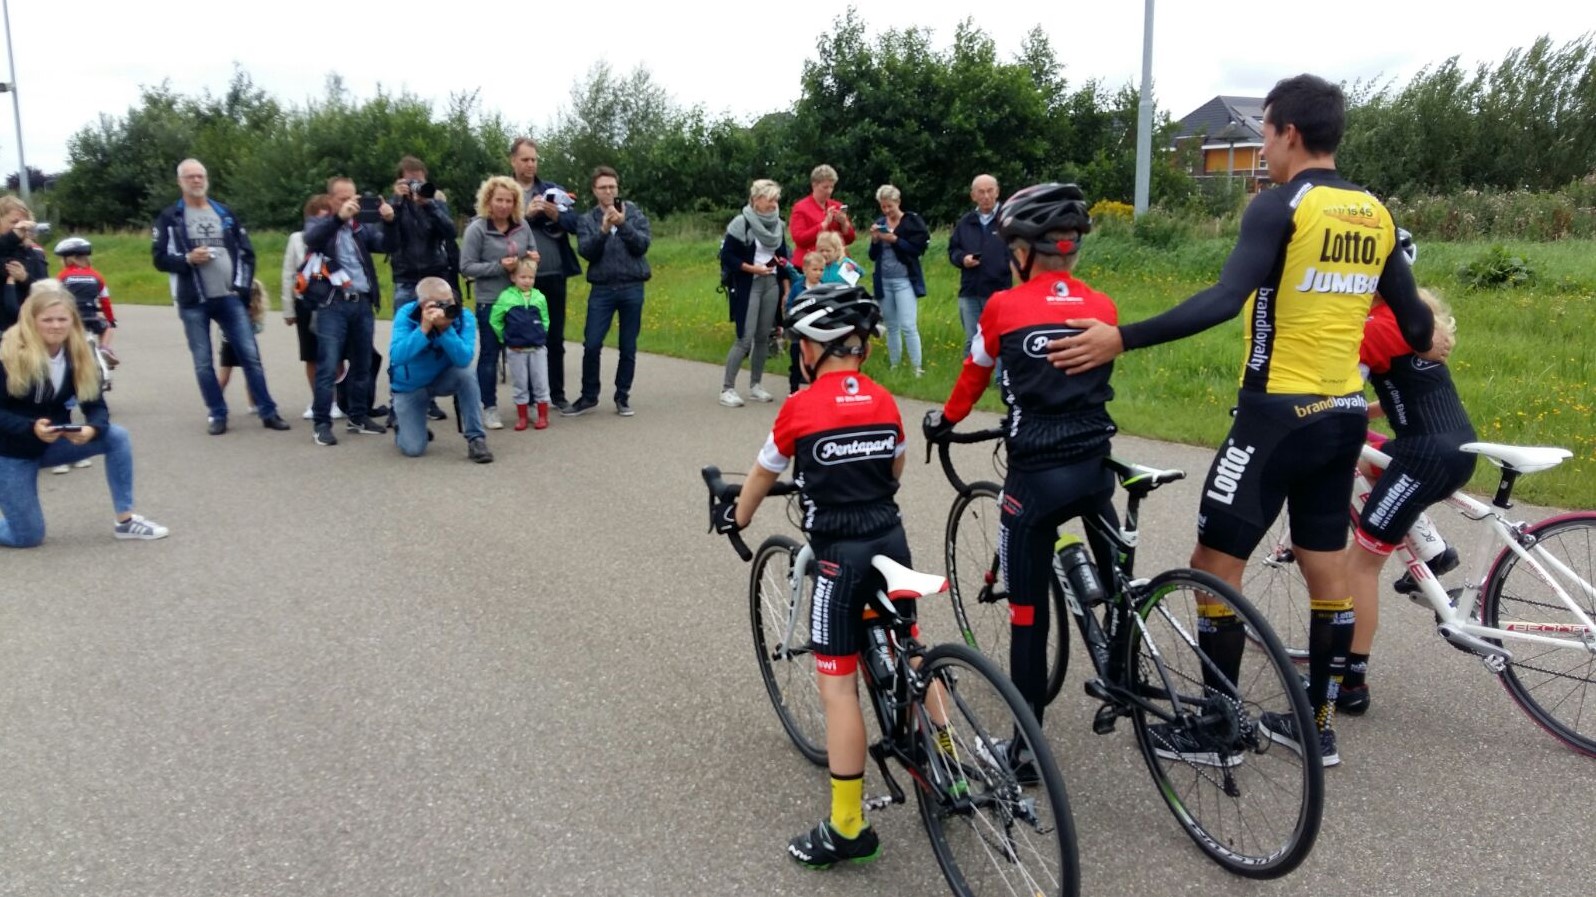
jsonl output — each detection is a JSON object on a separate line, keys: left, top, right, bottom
{"left": 4, "top": 1, "right": 1589, "bottom": 173}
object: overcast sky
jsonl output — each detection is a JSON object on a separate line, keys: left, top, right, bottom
{"left": 4, "top": 1, "right": 1589, "bottom": 174}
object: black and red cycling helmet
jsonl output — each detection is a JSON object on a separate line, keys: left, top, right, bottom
{"left": 999, "top": 183, "right": 1092, "bottom": 256}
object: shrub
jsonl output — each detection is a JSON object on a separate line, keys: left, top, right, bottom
{"left": 1457, "top": 245, "right": 1535, "bottom": 290}
{"left": 1131, "top": 207, "right": 1194, "bottom": 250}
{"left": 1089, "top": 200, "right": 1134, "bottom": 226}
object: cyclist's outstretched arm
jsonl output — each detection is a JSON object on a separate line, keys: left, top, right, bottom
{"left": 1373, "top": 253, "right": 1435, "bottom": 356}
{"left": 1048, "top": 193, "right": 1290, "bottom": 374}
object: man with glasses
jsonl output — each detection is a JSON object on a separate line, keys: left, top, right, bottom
{"left": 388, "top": 276, "right": 493, "bottom": 463}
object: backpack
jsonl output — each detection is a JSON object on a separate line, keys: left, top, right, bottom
{"left": 294, "top": 252, "right": 349, "bottom": 309}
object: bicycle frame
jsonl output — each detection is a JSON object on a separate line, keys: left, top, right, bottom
{"left": 1359, "top": 444, "right": 1596, "bottom": 657}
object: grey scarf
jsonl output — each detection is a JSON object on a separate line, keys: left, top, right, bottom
{"left": 732, "top": 204, "right": 785, "bottom": 250}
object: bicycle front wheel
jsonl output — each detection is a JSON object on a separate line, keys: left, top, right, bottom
{"left": 749, "top": 535, "right": 827, "bottom": 766}
{"left": 914, "top": 643, "right": 1080, "bottom": 897}
{"left": 1126, "top": 570, "right": 1323, "bottom": 878}
{"left": 1240, "top": 514, "right": 1311, "bottom": 662}
{"left": 944, "top": 483, "right": 1069, "bottom": 703}
{"left": 1480, "top": 512, "right": 1596, "bottom": 757}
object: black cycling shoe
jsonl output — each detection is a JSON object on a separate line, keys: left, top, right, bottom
{"left": 1336, "top": 683, "right": 1371, "bottom": 716}
{"left": 787, "top": 821, "right": 880, "bottom": 869}
{"left": 1393, "top": 546, "right": 1459, "bottom": 594}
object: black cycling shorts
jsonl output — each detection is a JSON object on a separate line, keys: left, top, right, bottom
{"left": 1197, "top": 392, "right": 1367, "bottom": 557}
{"left": 1355, "top": 434, "right": 1477, "bottom": 551}
{"left": 808, "top": 525, "right": 913, "bottom": 666}
{"left": 999, "top": 456, "right": 1117, "bottom": 620}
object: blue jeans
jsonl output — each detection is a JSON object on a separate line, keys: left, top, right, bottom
{"left": 476, "top": 304, "right": 501, "bottom": 410}
{"left": 392, "top": 366, "right": 484, "bottom": 457}
{"left": 581, "top": 283, "right": 644, "bottom": 404}
{"left": 313, "top": 298, "right": 374, "bottom": 425}
{"left": 179, "top": 295, "right": 279, "bottom": 420}
{"left": 958, "top": 294, "right": 990, "bottom": 356}
{"left": 392, "top": 282, "right": 419, "bottom": 307}
{"left": 879, "top": 277, "right": 921, "bottom": 369}
{"left": 0, "top": 424, "right": 135, "bottom": 548}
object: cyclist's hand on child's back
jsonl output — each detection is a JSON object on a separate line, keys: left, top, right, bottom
{"left": 1047, "top": 318, "right": 1123, "bottom": 375}
{"left": 711, "top": 499, "right": 743, "bottom": 535}
{"left": 923, "top": 408, "right": 955, "bottom": 444}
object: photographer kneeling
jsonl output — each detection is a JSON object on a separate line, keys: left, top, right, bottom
{"left": 1, "top": 282, "right": 168, "bottom": 547}
{"left": 389, "top": 277, "right": 493, "bottom": 463}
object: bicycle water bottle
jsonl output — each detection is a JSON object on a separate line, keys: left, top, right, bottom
{"left": 865, "top": 625, "right": 896, "bottom": 686}
{"left": 1057, "top": 543, "right": 1105, "bottom": 606}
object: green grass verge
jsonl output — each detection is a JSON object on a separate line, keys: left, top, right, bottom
{"left": 81, "top": 229, "right": 1596, "bottom": 507}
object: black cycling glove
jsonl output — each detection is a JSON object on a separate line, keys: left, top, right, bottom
{"left": 711, "top": 499, "right": 743, "bottom": 535}
{"left": 923, "top": 408, "right": 955, "bottom": 443}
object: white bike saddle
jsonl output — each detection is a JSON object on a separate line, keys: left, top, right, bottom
{"left": 872, "top": 555, "right": 949, "bottom": 601}
{"left": 1460, "top": 442, "right": 1572, "bottom": 474}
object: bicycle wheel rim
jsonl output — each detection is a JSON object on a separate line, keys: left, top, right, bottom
{"left": 749, "top": 536, "right": 828, "bottom": 766}
{"left": 914, "top": 644, "right": 1080, "bottom": 897}
{"left": 1127, "top": 570, "right": 1323, "bottom": 878}
{"left": 1482, "top": 514, "right": 1596, "bottom": 757}
{"left": 1241, "top": 514, "right": 1312, "bottom": 662}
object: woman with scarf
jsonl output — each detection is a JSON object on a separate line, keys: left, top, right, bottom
{"left": 1, "top": 282, "right": 168, "bottom": 547}
{"left": 718, "top": 179, "right": 792, "bottom": 407}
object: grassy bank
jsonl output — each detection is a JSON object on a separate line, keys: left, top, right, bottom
{"left": 82, "top": 228, "right": 1596, "bottom": 507}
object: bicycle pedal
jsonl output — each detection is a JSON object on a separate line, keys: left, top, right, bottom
{"left": 863, "top": 794, "right": 895, "bottom": 811}
{"left": 1082, "top": 678, "right": 1111, "bottom": 702}
{"left": 1091, "top": 703, "right": 1122, "bottom": 735}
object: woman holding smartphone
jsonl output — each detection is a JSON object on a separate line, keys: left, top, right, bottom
{"left": 0, "top": 281, "right": 168, "bottom": 547}
{"left": 867, "top": 184, "right": 930, "bottom": 375}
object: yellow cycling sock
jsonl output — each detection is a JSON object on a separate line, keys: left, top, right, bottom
{"left": 830, "top": 773, "right": 866, "bottom": 839}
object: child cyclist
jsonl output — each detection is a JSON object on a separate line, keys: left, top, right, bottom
{"left": 712, "top": 283, "right": 912, "bottom": 867}
{"left": 1341, "top": 230, "right": 1474, "bottom": 714}
{"left": 923, "top": 184, "right": 1125, "bottom": 761}
{"left": 490, "top": 258, "right": 552, "bottom": 431}
{"left": 53, "top": 237, "right": 118, "bottom": 367}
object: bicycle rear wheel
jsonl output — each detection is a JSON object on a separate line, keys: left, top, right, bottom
{"left": 944, "top": 483, "right": 1068, "bottom": 703}
{"left": 749, "top": 535, "right": 827, "bottom": 766}
{"left": 914, "top": 643, "right": 1080, "bottom": 897}
{"left": 1480, "top": 513, "right": 1596, "bottom": 757}
{"left": 1240, "top": 514, "right": 1313, "bottom": 662}
{"left": 1126, "top": 570, "right": 1323, "bottom": 877}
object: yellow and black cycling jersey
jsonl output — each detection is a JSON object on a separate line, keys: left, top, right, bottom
{"left": 1120, "top": 167, "right": 1433, "bottom": 396}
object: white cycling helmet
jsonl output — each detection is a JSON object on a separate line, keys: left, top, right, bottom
{"left": 53, "top": 236, "right": 93, "bottom": 257}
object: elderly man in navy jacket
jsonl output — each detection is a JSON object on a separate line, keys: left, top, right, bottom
{"left": 152, "top": 158, "right": 290, "bottom": 435}
{"left": 947, "top": 174, "right": 1012, "bottom": 357}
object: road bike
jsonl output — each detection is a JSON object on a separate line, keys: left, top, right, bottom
{"left": 1245, "top": 440, "right": 1595, "bottom": 756}
{"left": 924, "top": 429, "right": 1324, "bottom": 877}
{"left": 702, "top": 466, "right": 1080, "bottom": 897}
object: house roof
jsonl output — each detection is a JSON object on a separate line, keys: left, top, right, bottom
{"left": 1170, "top": 96, "right": 1266, "bottom": 146}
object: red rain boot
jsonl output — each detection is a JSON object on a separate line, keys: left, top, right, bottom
{"left": 534, "top": 402, "right": 550, "bottom": 430}
{"left": 514, "top": 404, "right": 530, "bottom": 431}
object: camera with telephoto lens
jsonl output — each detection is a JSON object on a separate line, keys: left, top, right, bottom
{"left": 432, "top": 300, "right": 460, "bottom": 321}
{"left": 406, "top": 180, "right": 437, "bottom": 200}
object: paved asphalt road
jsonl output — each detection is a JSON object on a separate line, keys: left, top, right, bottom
{"left": 1, "top": 305, "right": 1589, "bottom": 897}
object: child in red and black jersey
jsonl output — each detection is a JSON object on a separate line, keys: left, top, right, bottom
{"left": 926, "top": 184, "right": 1121, "bottom": 734}
{"left": 53, "top": 237, "right": 118, "bottom": 365}
{"left": 713, "top": 283, "right": 908, "bottom": 869}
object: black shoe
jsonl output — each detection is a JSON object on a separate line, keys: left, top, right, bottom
{"left": 368, "top": 404, "right": 390, "bottom": 418}
{"left": 787, "top": 821, "right": 880, "bottom": 869}
{"left": 562, "top": 397, "right": 598, "bottom": 417}
{"left": 1393, "top": 546, "right": 1460, "bottom": 594}
{"left": 207, "top": 417, "right": 227, "bottom": 436}
{"left": 261, "top": 414, "right": 291, "bottom": 431}
{"left": 313, "top": 423, "right": 338, "bottom": 446}
{"left": 552, "top": 399, "right": 573, "bottom": 414}
{"left": 615, "top": 399, "right": 634, "bottom": 417}
{"left": 1260, "top": 711, "right": 1340, "bottom": 767}
{"left": 467, "top": 436, "right": 494, "bottom": 463}
{"left": 1336, "top": 683, "right": 1371, "bottom": 716}
{"left": 979, "top": 738, "right": 1041, "bottom": 786}
{"left": 426, "top": 401, "right": 447, "bottom": 421}
{"left": 1147, "top": 722, "right": 1244, "bottom": 768}
{"left": 346, "top": 418, "right": 387, "bottom": 436}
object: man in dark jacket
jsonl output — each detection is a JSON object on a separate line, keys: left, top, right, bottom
{"left": 568, "top": 165, "right": 650, "bottom": 418}
{"left": 302, "top": 176, "right": 391, "bottom": 446}
{"left": 385, "top": 156, "right": 459, "bottom": 306}
{"left": 151, "top": 158, "right": 290, "bottom": 435}
{"left": 947, "top": 174, "right": 1012, "bottom": 356}
{"left": 510, "top": 137, "right": 582, "bottom": 412}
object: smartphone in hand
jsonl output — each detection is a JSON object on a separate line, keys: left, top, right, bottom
{"left": 49, "top": 424, "right": 84, "bottom": 432}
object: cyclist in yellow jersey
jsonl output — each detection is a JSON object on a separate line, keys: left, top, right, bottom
{"left": 1046, "top": 74, "right": 1448, "bottom": 767}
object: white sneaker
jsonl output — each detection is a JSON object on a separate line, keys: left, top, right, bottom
{"left": 748, "top": 384, "right": 774, "bottom": 403}
{"left": 302, "top": 404, "right": 315, "bottom": 420}
{"left": 331, "top": 403, "right": 346, "bottom": 420}
{"left": 483, "top": 406, "right": 505, "bottom": 430}
{"left": 73, "top": 458, "right": 93, "bottom": 469}
{"left": 114, "top": 514, "right": 170, "bottom": 541}
{"left": 51, "top": 464, "right": 70, "bottom": 475}
{"left": 719, "top": 389, "right": 745, "bottom": 408}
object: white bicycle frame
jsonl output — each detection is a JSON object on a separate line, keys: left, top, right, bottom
{"left": 1356, "top": 444, "right": 1596, "bottom": 663}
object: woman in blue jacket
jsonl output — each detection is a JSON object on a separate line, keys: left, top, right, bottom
{"left": 867, "top": 185, "right": 930, "bottom": 375}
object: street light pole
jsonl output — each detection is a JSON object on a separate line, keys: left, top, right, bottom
{"left": 1, "top": 0, "right": 27, "bottom": 203}
{"left": 1133, "top": 0, "right": 1155, "bottom": 216}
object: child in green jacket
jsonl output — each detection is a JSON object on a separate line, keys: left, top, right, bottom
{"left": 490, "top": 259, "right": 552, "bottom": 430}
